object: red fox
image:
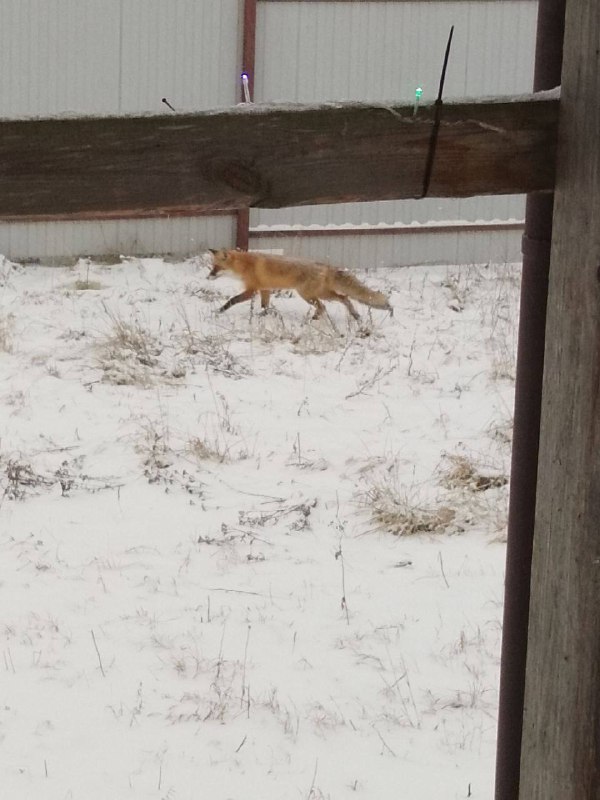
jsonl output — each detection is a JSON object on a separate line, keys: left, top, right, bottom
{"left": 207, "top": 249, "right": 392, "bottom": 320}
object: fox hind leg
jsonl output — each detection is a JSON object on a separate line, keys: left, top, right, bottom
{"left": 311, "top": 299, "right": 327, "bottom": 319}
{"left": 296, "top": 290, "right": 326, "bottom": 319}
{"left": 308, "top": 298, "right": 327, "bottom": 319}
{"left": 259, "top": 290, "right": 273, "bottom": 315}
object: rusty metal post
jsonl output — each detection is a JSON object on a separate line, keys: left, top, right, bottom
{"left": 494, "top": 1, "right": 565, "bottom": 798}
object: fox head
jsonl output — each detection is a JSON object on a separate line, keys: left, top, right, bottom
{"left": 207, "top": 248, "right": 234, "bottom": 278}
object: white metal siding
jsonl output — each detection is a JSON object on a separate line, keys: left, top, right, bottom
{"left": 0, "top": 0, "right": 538, "bottom": 265}
{"left": 0, "top": 0, "right": 122, "bottom": 117}
{"left": 251, "top": 227, "right": 523, "bottom": 269}
{"left": 255, "top": 1, "right": 537, "bottom": 104}
{"left": 252, "top": 0, "right": 538, "bottom": 265}
{"left": 119, "top": 0, "right": 240, "bottom": 114}
{"left": 0, "top": 0, "right": 241, "bottom": 261}
{"left": 0, "top": 216, "right": 236, "bottom": 263}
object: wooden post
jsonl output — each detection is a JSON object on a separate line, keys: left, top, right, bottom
{"left": 494, "top": 1, "right": 565, "bottom": 797}
{"left": 519, "top": 1, "right": 600, "bottom": 797}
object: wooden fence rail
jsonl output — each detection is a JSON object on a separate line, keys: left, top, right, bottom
{"left": 0, "top": 93, "right": 558, "bottom": 221}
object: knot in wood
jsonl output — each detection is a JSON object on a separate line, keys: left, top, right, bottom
{"left": 207, "top": 158, "right": 268, "bottom": 200}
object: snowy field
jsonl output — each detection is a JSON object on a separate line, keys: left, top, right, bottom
{"left": 0, "top": 254, "right": 518, "bottom": 799}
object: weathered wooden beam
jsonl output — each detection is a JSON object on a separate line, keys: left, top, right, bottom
{"left": 0, "top": 93, "right": 558, "bottom": 221}
{"left": 520, "top": 0, "right": 600, "bottom": 797}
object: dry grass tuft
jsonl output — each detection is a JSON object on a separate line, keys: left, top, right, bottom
{"left": 72, "top": 279, "right": 104, "bottom": 291}
{"left": 135, "top": 420, "right": 206, "bottom": 497}
{"left": 1, "top": 458, "right": 55, "bottom": 502}
{"left": 0, "top": 314, "right": 15, "bottom": 353}
{"left": 98, "top": 306, "right": 163, "bottom": 386}
{"left": 176, "top": 308, "right": 251, "bottom": 379}
{"left": 440, "top": 268, "right": 471, "bottom": 312}
{"left": 103, "top": 310, "right": 161, "bottom": 367}
{"left": 439, "top": 453, "right": 508, "bottom": 492}
{"left": 188, "top": 435, "right": 229, "bottom": 463}
{"left": 361, "top": 476, "right": 457, "bottom": 536}
{"left": 487, "top": 417, "right": 513, "bottom": 446}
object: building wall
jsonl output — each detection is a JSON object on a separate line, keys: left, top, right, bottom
{"left": 0, "top": 0, "right": 537, "bottom": 265}
{"left": 250, "top": 226, "right": 524, "bottom": 270}
{"left": 250, "top": 0, "right": 538, "bottom": 267}
{"left": 0, "top": 0, "right": 240, "bottom": 261}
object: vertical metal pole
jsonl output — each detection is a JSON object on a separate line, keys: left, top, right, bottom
{"left": 236, "top": 0, "right": 257, "bottom": 251}
{"left": 494, "top": 1, "right": 565, "bottom": 798}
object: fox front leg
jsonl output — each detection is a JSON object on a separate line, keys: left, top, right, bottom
{"left": 219, "top": 289, "right": 256, "bottom": 313}
{"left": 335, "top": 293, "right": 361, "bottom": 321}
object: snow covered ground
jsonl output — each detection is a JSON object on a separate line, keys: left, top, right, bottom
{"left": 0, "top": 254, "right": 518, "bottom": 799}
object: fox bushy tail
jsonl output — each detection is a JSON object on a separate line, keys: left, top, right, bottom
{"left": 332, "top": 270, "right": 391, "bottom": 311}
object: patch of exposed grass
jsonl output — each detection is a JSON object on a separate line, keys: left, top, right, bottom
{"left": 72, "top": 279, "right": 104, "bottom": 291}
{"left": 0, "top": 314, "right": 15, "bottom": 353}
{"left": 98, "top": 306, "right": 163, "bottom": 386}
{"left": 361, "top": 475, "right": 457, "bottom": 536}
{"left": 439, "top": 452, "right": 508, "bottom": 492}
{"left": 188, "top": 435, "right": 229, "bottom": 463}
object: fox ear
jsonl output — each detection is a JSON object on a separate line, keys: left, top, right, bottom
{"left": 208, "top": 248, "right": 218, "bottom": 255}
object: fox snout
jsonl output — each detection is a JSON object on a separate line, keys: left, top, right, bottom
{"left": 208, "top": 249, "right": 223, "bottom": 279}
{"left": 207, "top": 248, "right": 228, "bottom": 279}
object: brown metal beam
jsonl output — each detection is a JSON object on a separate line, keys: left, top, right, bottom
{"left": 0, "top": 94, "right": 558, "bottom": 222}
{"left": 250, "top": 221, "right": 524, "bottom": 238}
{"left": 261, "top": 0, "right": 532, "bottom": 3}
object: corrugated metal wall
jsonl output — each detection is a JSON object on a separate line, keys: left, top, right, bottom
{"left": 0, "top": 0, "right": 538, "bottom": 265}
{"left": 250, "top": 226, "right": 524, "bottom": 268}
{"left": 251, "top": 0, "right": 538, "bottom": 267}
{"left": 0, "top": 0, "right": 240, "bottom": 261}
